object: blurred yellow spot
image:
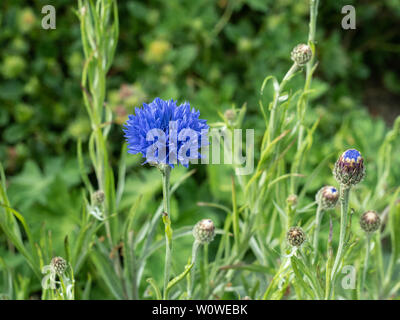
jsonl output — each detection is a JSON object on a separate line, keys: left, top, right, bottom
{"left": 145, "top": 40, "right": 171, "bottom": 63}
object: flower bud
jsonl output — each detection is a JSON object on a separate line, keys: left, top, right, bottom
{"left": 286, "top": 194, "right": 298, "bottom": 207}
{"left": 51, "top": 257, "right": 67, "bottom": 275}
{"left": 360, "top": 211, "right": 381, "bottom": 233}
{"left": 316, "top": 186, "right": 339, "bottom": 210}
{"left": 224, "top": 109, "right": 236, "bottom": 122}
{"left": 333, "top": 149, "right": 365, "bottom": 187}
{"left": 92, "top": 190, "right": 105, "bottom": 206}
{"left": 286, "top": 226, "right": 306, "bottom": 247}
{"left": 291, "top": 44, "right": 312, "bottom": 66}
{"left": 193, "top": 219, "right": 215, "bottom": 244}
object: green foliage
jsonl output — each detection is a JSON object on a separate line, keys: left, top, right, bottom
{"left": 0, "top": 0, "right": 400, "bottom": 300}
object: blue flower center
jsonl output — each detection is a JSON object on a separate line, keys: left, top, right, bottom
{"left": 330, "top": 187, "right": 337, "bottom": 193}
{"left": 342, "top": 149, "right": 362, "bottom": 163}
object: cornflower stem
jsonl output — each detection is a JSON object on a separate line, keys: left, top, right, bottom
{"left": 187, "top": 240, "right": 201, "bottom": 299}
{"left": 331, "top": 185, "right": 351, "bottom": 285}
{"left": 298, "top": 249, "right": 323, "bottom": 299}
{"left": 161, "top": 165, "right": 173, "bottom": 300}
{"left": 361, "top": 235, "right": 371, "bottom": 296}
{"left": 286, "top": 203, "right": 295, "bottom": 232}
{"left": 231, "top": 176, "right": 240, "bottom": 253}
{"left": 324, "top": 216, "right": 334, "bottom": 299}
{"left": 203, "top": 244, "right": 209, "bottom": 296}
{"left": 313, "top": 204, "right": 324, "bottom": 257}
{"left": 291, "top": 0, "right": 319, "bottom": 194}
{"left": 268, "top": 63, "right": 299, "bottom": 143}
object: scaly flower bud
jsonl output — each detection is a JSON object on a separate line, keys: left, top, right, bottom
{"left": 286, "top": 194, "right": 298, "bottom": 207}
{"left": 193, "top": 219, "right": 215, "bottom": 244}
{"left": 333, "top": 149, "right": 365, "bottom": 187}
{"left": 92, "top": 190, "right": 105, "bottom": 206}
{"left": 291, "top": 44, "right": 312, "bottom": 66}
{"left": 360, "top": 211, "right": 381, "bottom": 233}
{"left": 224, "top": 109, "right": 236, "bottom": 122}
{"left": 316, "top": 186, "right": 339, "bottom": 210}
{"left": 286, "top": 226, "right": 306, "bottom": 247}
{"left": 51, "top": 257, "right": 67, "bottom": 275}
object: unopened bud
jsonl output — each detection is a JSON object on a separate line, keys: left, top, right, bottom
{"left": 224, "top": 109, "right": 236, "bottom": 122}
{"left": 360, "top": 211, "right": 381, "bottom": 233}
{"left": 316, "top": 186, "right": 339, "bottom": 210}
{"left": 193, "top": 219, "right": 215, "bottom": 244}
{"left": 286, "top": 226, "right": 306, "bottom": 247}
{"left": 286, "top": 194, "right": 298, "bottom": 207}
{"left": 92, "top": 190, "right": 105, "bottom": 206}
{"left": 291, "top": 44, "right": 312, "bottom": 66}
{"left": 333, "top": 149, "right": 365, "bottom": 187}
{"left": 51, "top": 257, "right": 67, "bottom": 275}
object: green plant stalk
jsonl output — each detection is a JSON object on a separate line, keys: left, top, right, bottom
{"left": 78, "top": 1, "right": 125, "bottom": 295}
{"left": 286, "top": 202, "right": 296, "bottom": 233}
{"left": 313, "top": 204, "right": 323, "bottom": 255}
{"left": 161, "top": 166, "right": 173, "bottom": 299}
{"left": 202, "top": 244, "right": 209, "bottom": 297}
{"left": 299, "top": 0, "right": 319, "bottom": 145}
{"left": 331, "top": 185, "right": 350, "bottom": 285}
{"left": 291, "top": 0, "right": 319, "bottom": 194}
{"left": 361, "top": 235, "right": 371, "bottom": 296}
{"left": 78, "top": 0, "right": 118, "bottom": 242}
{"left": 231, "top": 176, "right": 240, "bottom": 253}
{"left": 374, "top": 231, "right": 384, "bottom": 287}
{"left": 136, "top": 170, "right": 196, "bottom": 288}
{"left": 268, "top": 63, "right": 298, "bottom": 143}
{"left": 298, "top": 249, "right": 323, "bottom": 299}
{"left": 324, "top": 217, "right": 334, "bottom": 299}
{"left": 187, "top": 240, "right": 200, "bottom": 299}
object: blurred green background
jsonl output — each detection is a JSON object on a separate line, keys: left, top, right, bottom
{"left": 0, "top": 0, "right": 400, "bottom": 297}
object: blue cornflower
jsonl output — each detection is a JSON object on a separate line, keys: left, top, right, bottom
{"left": 333, "top": 148, "right": 365, "bottom": 186}
{"left": 123, "top": 97, "right": 209, "bottom": 168}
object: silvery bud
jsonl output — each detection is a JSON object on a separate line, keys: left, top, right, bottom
{"left": 360, "top": 211, "right": 381, "bottom": 233}
{"left": 291, "top": 44, "right": 312, "bottom": 66}
{"left": 92, "top": 190, "right": 105, "bottom": 206}
{"left": 193, "top": 219, "right": 215, "bottom": 244}
{"left": 286, "top": 226, "right": 306, "bottom": 247}
{"left": 51, "top": 257, "right": 67, "bottom": 275}
{"left": 316, "top": 186, "right": 339, "bottom": 210}
{"left": 286, "top": 194, "right": 298, "bottom": 207}
{"left": 224, "top": 109, "right": 236, "bottom": 122}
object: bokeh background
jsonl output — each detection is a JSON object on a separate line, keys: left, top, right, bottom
{"left": 1, "top": 0, "right": 399, "bottom": 297}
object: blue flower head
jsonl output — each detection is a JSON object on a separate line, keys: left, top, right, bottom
{"left": 333, "top": 148, "right": 365, "bottom": 187}
{"left": 341, "top": 149, "right": 362, "bottom": 164}
{"left": 123, "top": 98, "right": 209, "bottom": 168}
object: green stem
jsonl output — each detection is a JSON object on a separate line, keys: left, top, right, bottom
{"left": 313, "top": 204, "right": 324, "bottom": 256}
{"left": 268, "top": 63, "right": 299, "bottom": 143}
{"left": 291, "top": 0, "right": 319, "bottom": 194}
{"left": 203, "top": 244, "right": 209, "bottom": 297}
{"left": 286, "top": 202, "right": 295, "bottom": 232}
{"left": 231, "top": 176, "right": 240, "bottom": 253}
{"left": 298, "top": 249, "right": 323, "bottom": 299}
{"left": 324, "top": 216, "right": 334, "bottom": 299}
{"left": 361, "top": 235, "right": 371, "bottom": 297}
{"left": 331, "top": 186, "right": 351, "bottom": 286}
{"left": 187, "top": 240, "right": 200, "bottom": 299}
{"left": 374, "top": 231, "right": 384, "bottom": 287}
{"left": 161, "top": 165, "right": 172, "bottom": 300}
